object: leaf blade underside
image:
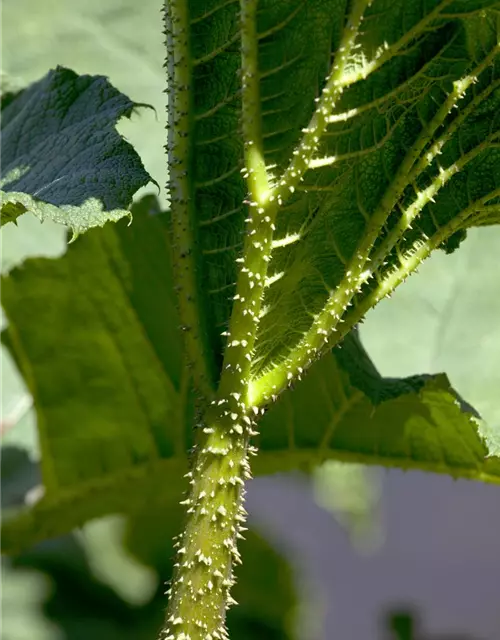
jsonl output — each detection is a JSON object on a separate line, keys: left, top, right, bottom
{"left": 172, "top": 0, "right": 500, "bottom": 395}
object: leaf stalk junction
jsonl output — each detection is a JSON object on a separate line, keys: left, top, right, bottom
{"left": 162, "top": 1, "right": 499, "bottom": 638}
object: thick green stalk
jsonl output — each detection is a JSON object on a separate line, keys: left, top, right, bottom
{"left": 162, "top": 3, "right": 376, "bottom": 629}
{"left": 161, "top": 1, "right": 267, "bottom": 637}
{"left": 161, "top": 408, "right": 256, "bottom": 640}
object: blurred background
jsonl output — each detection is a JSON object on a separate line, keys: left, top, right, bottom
{"left": 2, "top": 1, "right": 500, "bottom": 638}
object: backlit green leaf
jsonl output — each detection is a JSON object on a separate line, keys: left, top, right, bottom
{"left": 1, "top": 196, "right": 185, "bottom": 494}
{"left": 259, "top": 333, "right": 500, "bottom": 483}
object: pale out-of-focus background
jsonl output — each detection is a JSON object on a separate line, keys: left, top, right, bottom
{"left": 2, "top": 1, "right": 500, "bottom": 638}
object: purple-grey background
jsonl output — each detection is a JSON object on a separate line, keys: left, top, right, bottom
{"left": 248, "top": 471, "right": 500, "bottom": 640}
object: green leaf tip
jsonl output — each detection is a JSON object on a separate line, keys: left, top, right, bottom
{"left": 0, "top": 66, "right": 152, "bottom": 234}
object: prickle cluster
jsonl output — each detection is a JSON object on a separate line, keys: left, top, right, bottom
{"left": 161, "top": 392, "right": 263, "bottom": 640}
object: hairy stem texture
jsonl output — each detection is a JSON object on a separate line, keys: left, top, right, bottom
{"left": 162, "top": 1, "right": 265, "bottom": 637}
{"left": 164, "top": 0, "right": 216, "bottom": 399}
{"left": 161, "top": 408, "right": 256, "bottom": 640}
{"left": 162, "top": 1, "right": 377, "bottom": 635}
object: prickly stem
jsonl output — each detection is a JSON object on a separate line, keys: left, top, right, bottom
{"left": 161, "top": 1, "right": 268, "bottom": 637}
{"left": 158, "top": 0, "right": 481, "bottom": 635}
{"left": 215, "top": 0, "right": 275, "bottom": 405}
{"left": 161, "top": 404, "right": 256, "bottom": 640}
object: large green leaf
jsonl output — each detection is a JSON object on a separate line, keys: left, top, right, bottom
{"left": 0, "top": 0, "right": 168, "bottom": 456}
{"left": 0, "top": 66, "right": 152, "bottom": 234}
{"left": 161, "top": 0, "right": 500, "bottom": 387}
{"left": 2, "top": 198, "right": 498, "bottom": 555}
{"left": 2, "top": 2, "right": 498, "bottom": 429}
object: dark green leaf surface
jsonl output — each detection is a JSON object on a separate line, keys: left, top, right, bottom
{"left": 0, "top": 66, "right": 151, "bottom": 234}
{"left": 167, "top": 0, "right": 500, "bottom": 379}
{"left": 0, "top": 0, "right": 168, "bottom": 456}
{"left": 1, "top": 0, "right": 167, "bottom": 198}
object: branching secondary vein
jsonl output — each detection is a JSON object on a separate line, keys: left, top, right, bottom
{"left": 248, "top": 11, "right": 499, "bottom": 408}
